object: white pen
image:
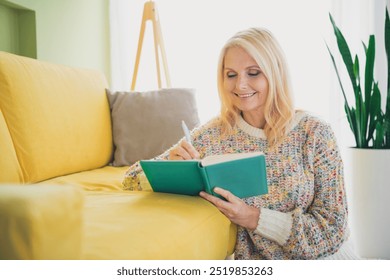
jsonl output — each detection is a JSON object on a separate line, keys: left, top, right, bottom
{"left": 181, "top": 120, "right": 192, "bottom": 144}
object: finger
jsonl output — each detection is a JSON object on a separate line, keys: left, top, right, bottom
{"left": 169, "top": 149, "right": 182, "bottom": 160}
{"left": 199, "top": 190, "right": 231, "bottom": 210}
{"left": 200, "top": 191, "right": 239, "bottom": 222}
{"left": 213, "top": 187, "right": 241, "bottom": 204}
{"left": 168, "top": 152, "right": 183, "bottom": 160}
{"left": 169, "top": 145, "right": 192, "bottom": 160}
{"left": 181, "top": 140, "right": 200, "bottom": 159}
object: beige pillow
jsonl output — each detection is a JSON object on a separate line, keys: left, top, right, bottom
{"left": 106, "top": 88, "right": 200, "bottom": 166}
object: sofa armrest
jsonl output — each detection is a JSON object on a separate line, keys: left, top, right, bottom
{"left": 0, "top": 184, "right": 84, "bottom": 259}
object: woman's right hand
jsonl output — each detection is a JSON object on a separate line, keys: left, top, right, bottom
{"left": 169, "top": 140, "right": 200, "bottom": 160}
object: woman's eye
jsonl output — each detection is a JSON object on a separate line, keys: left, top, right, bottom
{"left": 248, "top": 70, "right": 261, "bottom": 77}
{"left": 226, "top": 72, "right": 237, "bottom": 78}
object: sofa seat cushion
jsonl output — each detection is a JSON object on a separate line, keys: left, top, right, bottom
{"left": 82, "top": 190, "right": 236, "bottom": 259}
{"left": 40, "top": 166, "right": 129, "bottom": 191}
{"left": 0, "top": 184, "right": 84, "bottom": 260}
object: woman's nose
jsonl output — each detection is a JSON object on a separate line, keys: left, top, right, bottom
{"left": 236, "top": 75, "right": 248, "bottom": 90}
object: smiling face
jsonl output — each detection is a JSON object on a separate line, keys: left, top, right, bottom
{"left": 222, "top": 46, "right": 269, "bottom": 127}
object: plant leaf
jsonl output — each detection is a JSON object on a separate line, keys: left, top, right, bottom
{"left": 346, "top": 105, "right": 360, "bottom": 147}
{"left": 385, "top": 8, "right": 390, "bottom": 107}
{"left": 353, "top": 55, "right": 360, "bottom": 82}
{"left": 384, "top": 115, "right": 390, "bottom": 148}
{"left": 385, "top": 7, "right": 390, "bottom": 147}
{"left": 364, "top": 36, "right": 375, "bottom": 108}
{"left": 374, "top": 122, "right": 384, "bottom": 148}
{"left": 368, "top": 83, "right": 382, "bottom": 142}
{"left": 356, "top": 93, "right": 365, "bottom": 147}
{"left": 329, "top": 14, "right": 359, "bottom": 96}
{"left": 329, "top": 13, "right": 366, "bottom": 146}
{"left": 326, "top": 43, "right": 351, "bottom": 109}
{"left": 362, "top": 36, "right": 375, "bottom": 146}
{"left": 327, "top": 42, "right": 361, "bottom": 146}
{"left": 362, "top": 41, "right": 368, "bottom": 53}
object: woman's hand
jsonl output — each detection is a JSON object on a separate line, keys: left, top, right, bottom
{"left": 169, "top": 140, "right": 200, "bottom": 160}
{"left": 200, "top": 187, "right": 260, "bottom": 230}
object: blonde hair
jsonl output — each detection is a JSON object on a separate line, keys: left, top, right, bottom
{"left": 217, "top": 27, "right": 294, "bottom": 147}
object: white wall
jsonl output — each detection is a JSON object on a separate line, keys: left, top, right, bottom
{"left": 110, "top": 0, "right": 333, "bottom": 123}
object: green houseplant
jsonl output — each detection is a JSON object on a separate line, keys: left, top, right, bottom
{"left": 327, "top": 9, "right": 390, "bottom": 148}
{"left": 327, "top": 8, "right": 390, "bottom": 259}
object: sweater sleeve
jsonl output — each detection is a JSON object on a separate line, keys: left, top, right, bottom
{"left": 253, "top": 123, "right": 348, "bottom": 259}
{"left": 255, "top": 208, "right": 293, "bottom": 245}
{"left": 122, "top": 145, "right": 173, "bottom": 191}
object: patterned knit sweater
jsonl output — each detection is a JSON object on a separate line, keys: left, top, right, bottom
{"left": 122, "top": 112, "right": 349, "bottom": 260}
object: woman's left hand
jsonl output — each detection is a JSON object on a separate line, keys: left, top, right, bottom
{"left": 199, "top": 187, "right": 260, "bottom": 230}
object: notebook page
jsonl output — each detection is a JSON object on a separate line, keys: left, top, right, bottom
{"left": 200, "top": 152, "right": 263, "bottom": 167}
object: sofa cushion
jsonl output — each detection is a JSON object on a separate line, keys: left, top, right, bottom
{"left": 106, "top": 88, "right": 200, "bottom": 166}
{"left": 82, "top": 190, "right": 236, "bottom": 259}
{"left": 0, "top": 110, "right": 23, "bottom": 183}
{"left": 0, "top": 184, "right": 84, "bottom": 259}
{"left": 0, "top": 51, "right": 112, "bottom": 183}
{"left": 40, "top": 165, "right": 128, "bottom": 191}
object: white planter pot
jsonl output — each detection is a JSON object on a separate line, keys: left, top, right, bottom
{"left": 350, "top": 148, "right": 390, "bottom": 259}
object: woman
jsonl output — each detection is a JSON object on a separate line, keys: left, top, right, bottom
{"left": 123, "top": 27, "right": 357, "bottom": 259}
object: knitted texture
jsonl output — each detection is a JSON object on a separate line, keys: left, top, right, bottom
{"left": 122, "top": 112, "right": 349, "bottom": 259}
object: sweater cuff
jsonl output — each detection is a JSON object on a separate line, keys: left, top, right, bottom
{"left": 255, "top": 208, "right": 293, "bottom": 246}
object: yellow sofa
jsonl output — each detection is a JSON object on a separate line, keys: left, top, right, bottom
{"left": 0, "top": 51, "right": 236, "bottom": 260}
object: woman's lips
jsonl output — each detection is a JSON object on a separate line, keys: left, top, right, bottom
{"left": 234, "top": 92, "right": 257, "bottom": 98}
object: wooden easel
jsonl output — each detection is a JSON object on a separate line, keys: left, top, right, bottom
{"left": 131, "top": 0, "right": 171, "bottom": 90}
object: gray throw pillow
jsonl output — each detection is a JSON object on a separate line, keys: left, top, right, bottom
{"left": 106, "top": 88, "right": 200, "bottom": 166}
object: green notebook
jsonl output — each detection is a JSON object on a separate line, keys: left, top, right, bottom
{"left": 140, "top": 152, "right": 268, "bottom": 198}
